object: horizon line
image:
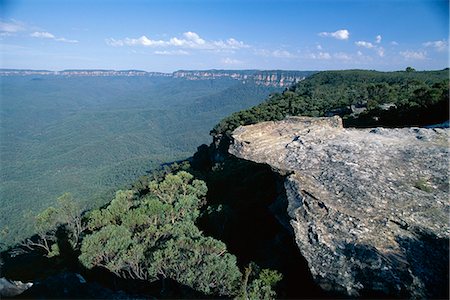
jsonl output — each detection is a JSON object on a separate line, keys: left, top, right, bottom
{"left": 1, "top": 67, "right": 448, "bottom": 73}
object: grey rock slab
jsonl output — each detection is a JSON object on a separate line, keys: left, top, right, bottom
{"left": 229, "top": 116, "right": 449, "bottom": 297}
{"left": 0, "top": 278, "right": 33, "bottom": 297}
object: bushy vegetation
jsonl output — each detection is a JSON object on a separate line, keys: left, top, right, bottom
{"left": 79, "top": 171, "right": 282, "bottom": 297}
{"left": 212, "top": 69, "right": 449, "bottom": 136}
{"left": 0, "top": 76, "right": 280, "bottom": 247}
{"left": 237, "top": 262, "right": 283, "bottom": 300}
{"left": 4, "top": 169, "right": 282, "bottom": 298}
{"left": 6, "top": 192, "right": 83, "bottom": 257}
{"left": 79, "top": 171, "right": 243, "bottom": 296}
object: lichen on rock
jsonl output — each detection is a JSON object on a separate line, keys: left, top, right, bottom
{"left": 229, "top": 116, "right": 449, "bottom": 298}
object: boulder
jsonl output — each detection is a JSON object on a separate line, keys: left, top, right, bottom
{"left": 0, "top": 277, "right": 33, "bottom": 297}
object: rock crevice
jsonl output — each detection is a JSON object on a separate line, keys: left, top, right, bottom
{"left": 229, "top": 116, "right": 449, "bottom": 298}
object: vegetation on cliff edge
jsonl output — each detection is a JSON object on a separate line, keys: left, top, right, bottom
{"left": 212, "top": 68, "right": 449, "bottom": 136}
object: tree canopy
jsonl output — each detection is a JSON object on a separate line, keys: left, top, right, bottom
{"left": 212, "top": 69, "right": 449, "bottom": 136}
{"left": 79, "top": 171, "right": 242, "bottom": 296}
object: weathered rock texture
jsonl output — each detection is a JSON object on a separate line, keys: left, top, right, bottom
{"left": 229, "top": 116, "right": 449, "bottom": 298}
{"left": 0, "top": 278, "right": 33, "bottom": 297}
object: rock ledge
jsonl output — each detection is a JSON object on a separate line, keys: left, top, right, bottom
{"left": 229, "top": 116, "right": 449, "bottom": 297}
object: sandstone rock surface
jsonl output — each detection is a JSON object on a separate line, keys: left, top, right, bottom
{"left": 0, "top": 278, "right": 33, "bottom": 297}
{"left": 229, "top": 116, "right": 449, "bottom": 297}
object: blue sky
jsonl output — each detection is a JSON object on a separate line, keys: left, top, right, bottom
{"left": 0, "top": 0, "right": 448, "bottom": 71}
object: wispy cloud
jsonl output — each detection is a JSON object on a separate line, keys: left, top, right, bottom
{"left": 255, "top": 49, "right": 296, "bottom": 58}
{"left": 375, "top": 35, "right": 382, "bottom": 44}
{"left": 355, "top": 40, "right": 384, "bottom": 57}
{"left": 154, "top": 50, "right": 190, "bottom": 56}
{"left": 1, "top": 20, "right": 77, "bottom": 43}
{"left": 307, "top": 51, "right": 355, "bottom": 61}
{"left": 106, "top": 31, "right": 249, "bottom": 51}
{"left": 272, "top": 50, "right": 296, "bottom": 58}
{"left": 422, "top": 40, "right": 448, "bottom": 52}
{"left": 355, "top": 50, "right": 373, "bottom": 62}
{"left": 221, "top": 57, "right": 243, "bottom": 65}
{"left": 30, "top": 31, "right": 78, "bottom": 43}
{"left": 333, "top": 52, "right": 352, "bottom": 60}
{"left": 355, "top": 41, "right": 374, "bottom": 49}
{"left": 376, "top": 47, "right": 385, "bottom": 57}
{"left": 0, "top": 20, "right": 25, "bottom": 34}
{"left": 30, "top": 31, "right": 55, "bottom": 39}
{"left": 400, "top": 50, "right": 427, "bottom": 60}
{"left": 55, "top": 37, "right": 79, "bottom": 43}
{"left": 390, "top": 41, "right": 399, "bottom": 46}
{"left": 318, "top": 29, "right": 349, "bottom": 40}
{"left": 308, "top": 51, "right": 332, "bottom": 60}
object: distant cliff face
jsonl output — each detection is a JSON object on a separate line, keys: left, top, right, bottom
{"left": 0, "top": 69, "right": 314, "bottom": 87}
{"left": 173, "top": 70, "right": 311, "bottom": 87}
{"left": 229, "top": 116, "right": 449, "bottom": 298}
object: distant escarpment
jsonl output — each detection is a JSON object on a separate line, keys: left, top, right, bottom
{"left": 0, "top": 69, "right": 315, "bottom": 87}
{"left": 173, "top": 70, "right": 314, "bottom": 87}
{"left": 229, "top": 116, "right": 449, "bottom": 298}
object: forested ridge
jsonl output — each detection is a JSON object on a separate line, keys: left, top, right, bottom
{"left": 212, "top": 68, "right": 449, "bottom": 136}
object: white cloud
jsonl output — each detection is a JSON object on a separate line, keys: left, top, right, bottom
{"left": 318, "top": 52, "right": 331, "bottom": 59}
{"left": 355, "top": 41, "right": 374, "bottom": 48}
{"left": 422, "top": 40, "right": 448, "bottom": 52}
{"left": 390, "top": 41, "right": 399, "bottom": 46}
{"left": 55, "top": 37, "right": 79, "bottom": 43}
{"left": 318, "top": 29, "right": 350, "bottom": 40}
{"left": 272, "top": 49, "right": 296, "bottom": 58}
{"left": 221, "top": 57, "right": 243, "bottom": 65}
{"left": 255, "top": 49, "right": 296, "bottom": 58}
{"left": 0, "top": 20, "right": 25, "bottom": 33}
{"left": 355, "top": 40, "right": 384, "bottom": 57}
{"left": 105, "top": 38, "right": 124, "bottom": 46}
{"left": 316, "top": 44, "right": 322, "bottom": 50}
{"left": 354, "top": 51, "right": 374, "bottom": 62}
{"left": 30, "top": 31, "right": 78, "bottom": 43}
{"left": 211, "top": 38, "right": 248, "bottom": 50}
{"left": 308, "top": 51, "right": 353, "bottom": 60}
{"left": 127, "top": 36, "right": 165, "bottom": 47}
{"left": 183, "top": 31, "right": 205, "bottom": 45}
{"left": 375, "top": 35, "right": 382, "bottom": 44}
{"left": 154, "top": 50, "right": 190, "bottom": 55}
{"left": 334, "top": 52, "right": 352, "bottom": 60}
{"left": 400, "top": 50, "right": 427, "bottom": 60}
{"left": 309, "top": 52, "right": 332, "bottom": 60}
{"left": 0, "top": 20, "right": 78, "bottom": 43}
{"left": 106, "top": 32, "right": 249, "bottom": 51}
{"left": 30, "top": 31, "right": 55, "bottom": 39}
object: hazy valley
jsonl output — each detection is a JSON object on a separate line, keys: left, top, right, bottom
{"left": 1, "top": 70, "right": 315, "bottom": 246}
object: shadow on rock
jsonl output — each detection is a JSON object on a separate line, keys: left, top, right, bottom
{"left": 342, "top": 229, "right": 449, "bottom": 299}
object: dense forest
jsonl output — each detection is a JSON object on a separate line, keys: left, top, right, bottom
{"left": 1, "top": 68, "right": 448, "bottom": 299}
{"left": 212, "top": 68, "right": 449, "bottom": 136}
{"left": 0, "top": 75, "right": 281, "bottom": 247}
